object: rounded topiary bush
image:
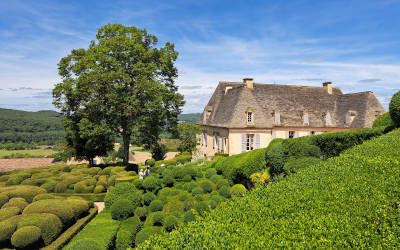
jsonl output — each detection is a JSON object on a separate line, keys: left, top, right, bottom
{"left": 389, "top": 91, "right": 400, "bottom": 126}
{"left": 104, "top": 183, "right": 143, "bottom": 209}
{"left": 142, "top": 175, "right": 162, "bottom": 192}
{"left": 183, "top": 210, "right": 195, "bottom": 223}
{"left": 197, "top": 179, "right": 214, "bottom": 193}
{"left": 23, "top": 199, "right": 75, "bottom": 225}
{"left": 134, "top": 206, "right": 148, "bottom": 221}
{"left": 1, "top": 186, "right": 46, "bottom": 202}
{"left": 162, "top": 200, "right": 184, "bottom": 215}
{"left": 164, "top": 215, "right": 179, "bottom": 232}
{"left": 2, "top": 197, "right": 29, "bottom": 210}
{"left": 0, "top": 193, "right": 9, "bottom": 208}
{"left": 66, "top": 198, "right": 90, "bottom": 218}
{"left": 373, "top": 112, "right": 394, "bottom": 128}
{"left": 111, "top": 199, "right": 134, "bottom": 221}
{"left": 0, "top": 206, "right": 21, "bottom": 221}
{"left": 205, "top": 168, "right": 217, "bottom": 178}
{"left": 40, "top": 181, "right": 57, "bottom": 192}
{"left": 195, "top": 201, "right": 210, "bottom": 215}
{"left": 93, "top": 185, "right": 105, "bottom": 193}
{"left": 218, "top": 185, "right": 231, "bottom": 198}
{"left": 11, "top": 226, "right": 41, "bottom": 248}
{"left": 17, "top": 213, "right": 63, "bottom": 245}
{"left": 149, "top": 199, "right": 163, "bottom": 212}
{"left": 145, "top": 211, "right": 164, "bottom": 227}
{"left": 0, "top": 215, "right": 20, "bottom": 242}
{"left": 230, "top": 184, "right": 247, "bottom": 197}
{"left": 135, "top": 226, "right": 163, "bottom": 245}
{"left": 32, "top": 193, "right": 56, "bottom": 202}
{"left": 143, "top": 192, "right": 156, "bottom": 206}
{"left": 67, "top": 239, "right": 101, "bottom": 250}
{"left": 191, "top": 186, "right": 204, "bottom": 196}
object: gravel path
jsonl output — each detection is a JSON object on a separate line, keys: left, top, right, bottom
{"left": 0, "top": 158, "right": 54, "bottom": 172}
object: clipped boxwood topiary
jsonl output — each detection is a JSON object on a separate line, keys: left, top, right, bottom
{"left": 0, "top": 206, "right": 21, "bottom": 221}
{"left": 23, "top": 199, "right": 75, "bottom": 225}
{"left": 230, "top": 184, "right": 247, "bottom": 197}
{"left": 389, "top": 91, "right": 400, "bottom": 126}
{"left": 17, "top": 213, "right": 63, "bottom": 245}
{"left": 67, "top": 239, "right": 101, "bottom": 250}
{"left": 104, "top": 182, "right": 143, "bottom": 209}
{"left": 66, "top": 198, "right": 90, "bottom": 219}
{"left": 197, "top": 179, "right": 214, "bottom": 193}
{"left": 144, "top": 211, "right": 164, "bottom": 227}
{"left": 0, "top": 185, "right": 46, "bottom": 202}
{"left": 191, "top": 186, "right": 204, "bottom": 196}
{"left": 11, "top": 226, "right": 41, "bottom": 248}
{"left": 135, "top": 226, "right": 163, "bottom": 245}
{"left": 32, "top": 193, "right": 56, "bottom": 202}
{"left": 0, "top": 193, "right": 9, "bottom": 207}
{"left": 2, "top": 197, "right": 29, "bottom": 210}
{"left": 0, "top": 215, "right": 20, "bottom": 242}
{"left": 143, "top": 192, "right": 156, "bottom": 206}
{"left": 373, "top": 112, "right": 394, "bottom": 128}
{"left": 134, "top": 206, "right": 148, "bottom": 221}
{"left": 115, "top": 216, "right": 141, "bottom": 250}
{"left": 94, "top": 185, "right": 105, "bottom": 193}
{"left": 283, "top": 157, "right": 322, "bottom": 174}
{"left": 110, "top": 199, "right": 134, "bottom": 221}
{"left": 149, "top": 199, "right": 163, "bottom": 212}
{"left": 164, "top": 215, "right": 179, "bottom": 232}
{"left": 142, "top": 175, "right": 162, "bottom": 192}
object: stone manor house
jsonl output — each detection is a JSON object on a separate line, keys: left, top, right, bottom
{"left": 198, "top": 78, "right": 384, "bottom": 156}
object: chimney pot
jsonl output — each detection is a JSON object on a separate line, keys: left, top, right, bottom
{"left": 243, "top": 78, "right": 254, "bottom": 89}
{"left": 323, "top": 81, "right": 333, "bottom": 94}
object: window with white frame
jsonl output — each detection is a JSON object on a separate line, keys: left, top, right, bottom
{"left": 246, "top": 134, "right": 255, "bottom": 151}
{"left": 247, "top": 112, "right": 253, "bottom": 124}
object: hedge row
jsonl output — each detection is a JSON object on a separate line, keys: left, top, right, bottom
{"left": 138, "top": 129, "right": 400, "bottom": 249}
{"left": 64, "top": 211, "right": 120, "bottom": 250}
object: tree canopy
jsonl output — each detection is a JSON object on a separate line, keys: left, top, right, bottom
{"left": 53, "top": 24, "right": 184, "bottom": 164}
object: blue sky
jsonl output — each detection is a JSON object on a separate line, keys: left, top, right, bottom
{"left": 0, "top": 0, "right": 399, "bottom": 113}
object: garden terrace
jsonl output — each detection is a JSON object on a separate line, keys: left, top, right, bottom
{"left": 139, "top": 129, "right": 400, "bottom": 248}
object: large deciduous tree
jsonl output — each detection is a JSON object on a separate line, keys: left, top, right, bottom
{"left": 53, "top": 24, "right": 184, "bottom": 165}
{"left": 177, "top": 123, "right": 201, "bottom": 153}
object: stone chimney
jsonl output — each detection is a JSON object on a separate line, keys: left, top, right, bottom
{"left": 323, "top": 82, "right": 333, "bottom": 94}
{"left": 243, "top": 78, "right": 254, "bottom": 89}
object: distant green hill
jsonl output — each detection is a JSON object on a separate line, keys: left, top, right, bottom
{"left": 0, "top": 108, "right": 65, "bottom": 145}
{"left": 178, "top": 113, "right": 201, "bottom": 123}
{"left": 0, "top": 108, "right": 201, "bottom": 145}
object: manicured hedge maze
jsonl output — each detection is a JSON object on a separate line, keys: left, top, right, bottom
{"left": 0, "top": 185, "right": 93, "bottom": 249}
{"left": 139, "top": 129, "right": 400, "bottom": 249}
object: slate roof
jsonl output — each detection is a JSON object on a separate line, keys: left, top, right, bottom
{"left": 199, "top": 81, "right": 385, "bottom": 129}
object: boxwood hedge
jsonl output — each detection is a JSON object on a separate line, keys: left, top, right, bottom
{"left": 11, "top": 225, "right": 42, "bottom": 248}
{"left": 17, "top": 213, "right": 63, "bottom": 245}
{"left": 138, "top": 129, "right": 400, "bottom": 249}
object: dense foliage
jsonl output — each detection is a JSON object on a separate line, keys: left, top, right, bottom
{"left": 139, "top": 129, "right": 400, "bottom": 249}
{"left": 177, "top": 122, "right": 201, "bottom": 153}
{"left": 0, "top": 108, "right": 65, "bottom": 145}
{"left": 389, "top": 91, "right": 400, "bottom": 126}
{"left": 373, "top": 112, "right": 394, "bottom": 128}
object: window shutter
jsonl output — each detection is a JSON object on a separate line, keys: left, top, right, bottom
{"left": 255, "top": 134, "right": 260, "bottom": 148}
{"left": 241, "top": 134, "right": 246, "bottom": 152}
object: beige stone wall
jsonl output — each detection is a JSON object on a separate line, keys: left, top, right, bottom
{"left": 200, "top": 126, "right": 229, "bottom": 156}
{"left": 228, "top": 129, "right": 273, "bottom": 155}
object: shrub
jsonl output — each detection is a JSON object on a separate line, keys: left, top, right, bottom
{"left": 0, "top": 185, "right": 46, "bottom": 202}
{"left": 0, "top": 207, "right": 21, "bottom": 221}
{"left": 2, "top": 197, "right": 29, "bottom": 210}
{"left": 0, "top": 215, "right": 20, "bottom": 242}
{"left": 40, "top": 181, "right": 57, "bottom": 192}
{"left": 145, "top": 211, "right": 164, "bottom": 227}
{"left": 389, "top": 91, "right": 400, "bottom": 126}
{"left": 111, "top": 199, "right": 134, "bottom": 221}
{"left": 195, "top": 201, "right": 210, "bottom": 215}
{"left": 145, "top": 158, "right": 156, "bottom": 167}
{"left": 230, "top": 184, "right": 247, "bottom": 197}
{"left": 215, "top": 148, "right": 267, "bottom": 185}
{"left": 142, "top": 175, "right": 162, "bottom": 192}
{"left": 143, "top": 192, "right": 156, "bottom": 206}
{"left": 32, "top": 193, "right": 56, "bottom": 202}
{"left": 373, "top": 112, "right": 394, "bottom": 128}
{"left": 66, "top": 239, "right": 101, "bottom": 250}
{"left": 17, "top": 213, "right": 63, "bottom": 245}
{"left": 104, "top": 182, "right": 143, "bottom": 209}
{"left": 11, "top": 226, "right": 42, "bottom": 248}
{"left": 66, "top": 198, "right": 90, "bottom": 218}
{"left": 205, "top": 168, "right": 217, "bottom": 178}
{"left": 197, "top": 179, "right": 214, "bottom": 193}
{"left": 191, "top": 186, "right": 204, "bottom": 196}
{"left": 164, "top": 215, "right": 179, "bottom": 232}
{"left": 94, "top": 185, "right": 105, "bottom": 193}
{"left": 64, "top": 211, "right": 119, "bottom": 250}
{"left": 135, "top": 206, "right": 148, "bottom": 221}
{"left": 183, "top": 210, "right": 195, "bottom": 223}
{"left": 265, "top": 139, "right": 285, "bottom": 176}
{"left": 149, "top": 199, "right": 163, "bottom": 212}
{"left": 23, "top": 199, "right": 75, "bottom": 225}
{"left": 0, "top": 193, "right": 8, "bottom": 207}
{"left": 115, "top": 216, "right": 141, "bottom": 250}
{"left": 284, "top": 139, "right": 322, "bottom": 159}
{"left": 218, "top": 185, "right": 231, "bottom": 198}
{"left": 74, "top": 181, "right": 93, "bottom": 193}
{"left": 135, "top": 226, "right": 163, "bottom": 245}
{"left": 250, "top": 170, "right": 271, "bottom": 187}
{"left": 283, "top": 157, "right": 322, "bottom": 174}
{"left": 6, "top": 175, "right": 27, "bottom": 185}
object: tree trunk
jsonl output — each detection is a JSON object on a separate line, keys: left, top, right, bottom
{"left": 122, "top": 132, "right": 131, "bottom": 166}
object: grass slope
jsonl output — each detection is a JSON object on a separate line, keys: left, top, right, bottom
{"left": 140, "top": 129, "right": 400, "bottom": 249}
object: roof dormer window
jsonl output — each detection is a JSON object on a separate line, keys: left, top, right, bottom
{"left": 246, "top": 108, "right": 254, "bottom": 125}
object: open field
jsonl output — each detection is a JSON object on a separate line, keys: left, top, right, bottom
{"left": 0, "top": 158, "right": 55, "bottom": 172}
{"left": 0, "top": 149, "right": 55, "bottom": 159}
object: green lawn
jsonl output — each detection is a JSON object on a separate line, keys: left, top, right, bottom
{"left": 0, "top": 149, "right": 55, "bottom": 159}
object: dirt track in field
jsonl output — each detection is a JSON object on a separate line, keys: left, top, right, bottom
{"left": 0, "top": 158, "right": 54, "bottom": 172}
